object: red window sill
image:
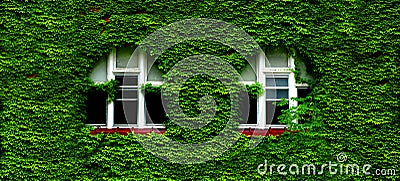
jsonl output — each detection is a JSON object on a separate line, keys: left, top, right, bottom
{"left": 90, "top": 127, "right": 303, "bottom": 136}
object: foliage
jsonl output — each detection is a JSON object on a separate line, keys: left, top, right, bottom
{"left": 246, "top": 82, "right": 264, "bottom": 100}
{"left": 90, "top": 79, "right": 119, "bottom": 102}
{"left": 0, "top": 0, "right": 399, "bottom": 180}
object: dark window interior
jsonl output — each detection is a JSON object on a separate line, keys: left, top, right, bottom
{"left": 114, "top": 100, "right": 138, "bottom": 124}
{"left": 116, "top": 89, "right": 138, "bottom": 99}
{"left": 145, "top": 92, "right": 168, "bottom": 124}
{"left": 115, "top": 76, "right": 138, "bottom": 86}
{"left": 297, "top": 88, "right": 312, "bottom": 98}
{"left": 246, "top": 98, "right": 258, "bottom": 124}
{"left": 238, "top": 97, "right": 256, "bottom": 124}
{"left": 266, "top": 101, "right": 288, "bottom": 124}
{"left": 297, "top": 88, "right": 312, "bottom": 124}
{"left": 114, "top": 75, "right": 139, "bottom": 125}
{"left": 85, "top": 89, "right": 107, "bottom": 125}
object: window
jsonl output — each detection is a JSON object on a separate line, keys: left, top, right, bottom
{"left": 265, "top": 76, "right": 290, "bottom": 124}
{"left": 88, "top": 46, "right": 164, "bottom": 128}
{"left": 85, "top": 89, "right": 107, "bottom": 126}
{"left": 86, "top": 56, "right": 108, "bottom": 126}
{"left": 114, "top": 75, "right": 139, "bottom": 125}
{"left": 87, "top": 46, "right": 311, "bottom": 129}
{"left": 297, "top": 87, "right": 312, "bottom": 99}
{"left": 244, "top": 98, "right": 258, "bottom": 124}
{"left": 296, "top": 87, "right": 313, "bottom": 124}
{"left": 259, "top": 46, "right": 297, "bottom": 127}
{"left": 145, "top": 91, "right": 168, "bottom": 124}
{"left": 239, "top": 46, "right": 303, "bottom": 128}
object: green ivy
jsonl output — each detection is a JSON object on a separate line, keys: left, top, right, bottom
{"left": 90, "top": 79, "right": 119, "bottom": 102}
{"left": 143, "top": 82, "right": 264, "bottom": 100}
{"left": 1, "top": 0, "right": 399, "bottom": 180}
{"left": 245, "top": 82, "right": 264, "bottom": 100}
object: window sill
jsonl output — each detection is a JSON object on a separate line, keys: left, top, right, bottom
{"left": 89, "top": 127, "right": 302, "bottom": 136}
{"left": 90, "top": 127, "right": 166, "bottom": 135}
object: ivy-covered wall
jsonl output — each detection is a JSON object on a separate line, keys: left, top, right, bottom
{"left": 1, "top": 0, "right": 399, "bottom": 180}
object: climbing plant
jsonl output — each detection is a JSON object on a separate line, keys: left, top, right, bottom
{"left": 0, "top": 0, "right": 399, "bottom": 180}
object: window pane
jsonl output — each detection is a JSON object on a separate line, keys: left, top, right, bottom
{"left": 266, "top": 89, "right": 289, "bottom": 99}
{"left": 297, "top": 88, "right": 312, "bottom": 123}
{"left": 115, "top": 76, "right": 138, "bottom": 86}
{"left": 147, "top": 66, "right": 164, "bottom": 81}
{"left": 116, "top": 47, "right": 138, "bottom": 68}
{"left": 240, "top": 62, "right": 256, "bottom": 81}
{"left": 114, "top": 100, "right": 138, "bottom": 124}
{"left": 145, "top": 92, "right": 168, "bottom": 124}
{"left": 266, "top": 101, "right": 288, "bottom": 124}
{"left": 90, "top": 56, "right": 107, "bottom": 82}
{"left": 85, "top": 89, "right": 107, "bottom": 125}
{"left": 266, "top": 78, "right": 288, "bottom": 87}
{"left": 265, "top": 47, "right": 288, "bottom": 67}
{"left": 239, "top": 98, "right": 257, "bottom": 124}
{"left": 297, "top": 88, "right": 312, "bottom": 98}
{"left": 116, "top": 89, "right": 138, "bottom": 99}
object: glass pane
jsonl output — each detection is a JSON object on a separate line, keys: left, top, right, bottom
{"left": 85, "top": 89, "right": 107, "bottom": 125}
{"left": 116, "top": 89, "right": 138, "bottom": 99}
{"left": 297, "top": 58, "right": 314, "bottom": 81}
{"left": 266, "top": 78, "right": 288, "bottom": 87}
{"left": 266, "top": 89, "right": 289, "bottom": 99}
{"left": 115, "top": 76, "right": 138, "bottom": 86}
{"left": 297, "top": 88, "right": 312, "bottom": 98}
{"left": 277, "top": 89, "right": 289, "bottom": 99}
{"left": 114, "top": 100, "right": 138, "bottom": 124}
{"left": 266, "top": 101, "right": 288, "bottom": 124}
{"left": 265, "top": 47, "right": 288, "bottom": 67}
{"left": 240, "top": 63, "right": 256, "bottom": 81}
{"left": 116, "top": 47, "right": 138, "bottom": 68}
{"left": 145, "top": 92, "right": 168, "bottom": 124}
{"left": 239, "top": 98, "right": 257, "bottom": 124}
{"left": 147, "top": 66, "right": 163, "bottom": 81}
{"left": 90, "top": 56, "right": 107, "bottom": 82}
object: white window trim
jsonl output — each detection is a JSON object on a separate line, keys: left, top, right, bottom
{"left": 106, "top": 48, "right": 115, "bottom": 128}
